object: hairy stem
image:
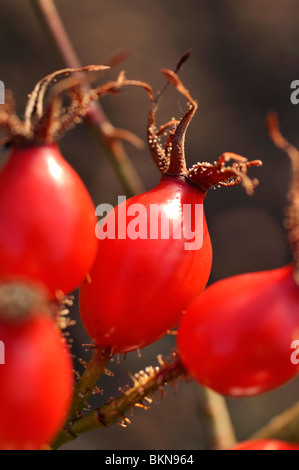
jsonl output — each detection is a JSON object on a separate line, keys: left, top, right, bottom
{"left": 30, "top": 0, "right": 145, "bottom": 197}
{"left": 52, "top": 352, "right": 187, "bottom": 449}
{"left": 67, "top": 347, "right": 113, "bottom": 424}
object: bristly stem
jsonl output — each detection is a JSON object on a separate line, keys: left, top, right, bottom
{"left": 30, "top": 0, "right": 145, "bottom": 197}
{"left": 67, "top": 346, "right": 113, "bottom": 425}
{"left": 51, "top": 352, "right": 187, "bottom": 449}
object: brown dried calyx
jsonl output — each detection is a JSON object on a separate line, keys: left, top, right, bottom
{"left": 0, "top": 281, "right": 51, "bottom": 322}
{"left": 0, "top": 66, "right": 153, "bottom": 147}
{"left": 267, "top": 112, "right": 299, "bottom": 284}
{"left": 148, "top": 69, "right": 262, "bottom": 195}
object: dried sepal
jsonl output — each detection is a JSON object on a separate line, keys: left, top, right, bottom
{"left": 3, "top": 89, "right": 17, "bottom": 115}
{"left": 160, "top": 68, "right": 197, "bottom": 176}
{"left": 90, "top": 70, "right": 153, "bottom": 101}
{"left": 45, "top": 71, "right": 153, "bottom": 144}
{"left": 187, "top": 152, "right": 262, "bottom": 195}
{"left": 147, "top": 107, "right": 171, "bottom": 173}
{"left": 147, "top": 69, "right": 197, "bottom": 176}
{"left": 24, "top": 65, "right": 109, "bottom": 128}
{"left": 146, "top": 50, "right": 192, "bottom": 174}
{"left": 147, "top": 69, "right": 262, "bottom": 195}
{"left": 267, "top": 112, "right": 299, "bottom": 284}
{"left": 0, "top": 65, "right": 152, "bottom": 147}
{"left": 33, "top": 94, "right": 64, "bottom": 143}
{"left": 161, "top": 69, "right": 195, "bottom": 106}
{"left": 0, "top": 106, "right": 25, "bottom": 141}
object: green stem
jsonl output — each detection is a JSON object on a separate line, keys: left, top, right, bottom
{"left": 196, "top": 385, "right": 237, "bottom": 450}
{"left": 52, "top": 352, "right": 187, "bottom": 449}
{"left": 250, "top": 400, "right": 299, "bottom": 443}
{"left": 30, "top": 0, "right": 145, "bottom": 197}
{"left": 51, "top": 346, "right": 112, "bottom": 449}
{"left": 68, "top": 347, "right": 113, "bottom": 424}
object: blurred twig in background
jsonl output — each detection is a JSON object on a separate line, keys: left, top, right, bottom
{"left": 196, "top": 385, "right": 237, "bottom": 450}
{"left": 30, "top": 0, "right": 145, "bottom": 197}
{"left": 250, "top": 400, "right": 299, "bottom": 443}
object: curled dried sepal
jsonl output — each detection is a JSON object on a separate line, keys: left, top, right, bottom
{"left": 267, "top": 112, "right": 299, "bottom": 284}
{"left": 0, "top": 104, "right": 24, "bottom": 140}
{"left": 24, "top": 65, "right": 110, "bottom": 129}
{"left": 0, "top": 66, "right": 153, "bottom": 146}
{"left": 187, "top": 153, "right": 262, "bottom": 195}
{"left": 36, "top": 69, "right": 153, "bottom": 144}
{"left": 90, "top": 70, "right": 153, "bottom": 102}
{"left": 148, "top": 69, "right": 262, "bottom": 194}
{"left": 148, "top": 68, "right": 197, "bottom": 175}
{"left": 147, "top": 108, "right": 173, "bottom": 173}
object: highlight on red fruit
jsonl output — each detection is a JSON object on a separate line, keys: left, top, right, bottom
{"left": 177, "top": 264, "right": 299, "bottom": 397}
{"left": 0, "top": 143, "right": 98, "bottom": 298}
{"left": 79, "top": 70, "right": 261, "bottom": 354}
{"left": 79, "top": 176, "right": 212, "bottom": 354}
{"left": 0, "top": 66, "right": 152, "bottom": 298}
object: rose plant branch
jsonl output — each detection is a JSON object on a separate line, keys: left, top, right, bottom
{"left": 249, "top": 400, "right": 299, "bottom": 443}
{"left": 67, "top": 346, "right": 113, "bottom": 424}
{"left": 52, "top": 351, "right": 187, "bottom": 449}
{"left": 196, "top": 386, "right": 237, "bottom": 450}
{"left": 30, "top": 0, "right": 145, "bottom": 197}
{"left": 0, "top": 40, "right": 264, "bottom": 446}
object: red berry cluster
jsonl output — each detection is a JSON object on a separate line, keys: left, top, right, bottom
{"left": 0, "top": 66, "right": 152, "bottom": 449}
{"left": 0, "top": 63, "right": 297, "bottom": 450}
{"left": 177, "top": 113, "right": 299, "bottom": 398}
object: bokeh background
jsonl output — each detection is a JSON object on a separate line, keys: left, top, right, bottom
{"left": 1, "top": 0, "right": 299, "bottom": 450}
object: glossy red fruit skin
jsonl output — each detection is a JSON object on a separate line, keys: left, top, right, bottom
{"left": 177, "top": 264, "right": 299, "bottom": 397}
{"left": 0, "top": 143, "right": 98, "bottom": 297}
{"left": 79, "top": 175, "right": 212, "bottom": 354}
{"left": 0, "top": 315, "right": 74, "bottom": 450}
{"left": 231, "top": 440, "right": 299, "bottom": 450}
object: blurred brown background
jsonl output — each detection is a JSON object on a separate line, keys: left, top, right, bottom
{"left": 1, "top": 0, "right": 299, "bottom": 450}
